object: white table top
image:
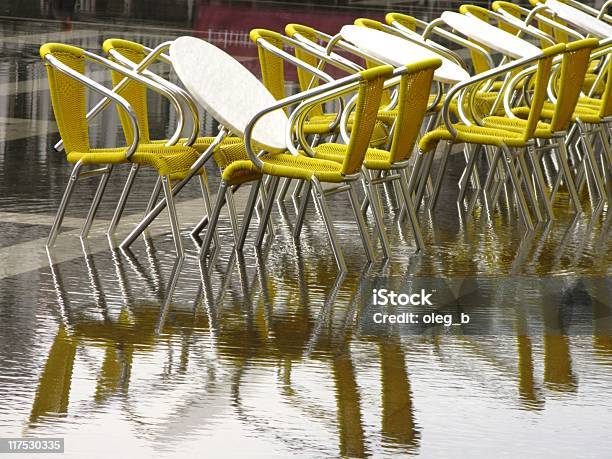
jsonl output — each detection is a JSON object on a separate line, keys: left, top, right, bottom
{"left": 441, "top": 12, "right": 541, "bottom": 60}
{"left": 546, "top": 0, "right": 612, "bottom": 38}
{"left": 340, "top": 25, "right": 470, "bottom": 84}
{"left": 170, "top": 36, "right": 288, "bottom": 151}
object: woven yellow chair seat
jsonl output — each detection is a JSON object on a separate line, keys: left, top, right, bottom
{"left": 304, "top": 113, "right": 390, "bottom": 146}
{"left": 430, "top": 92, "right": 503, "bottom": 116}
{"left": 513, "top": 102, "right": 603, "bottom": 125}
{"left": 482, "top": 115, "right": 553, "bottom": 138}
{"left": 66, "top": 144, "right": 201, "bottom": 180}
{"left": 151, "top": 136, "right": 244, "bottom": 169}
{"left": 220, "top": 146, "right": 346, "bottom": 185}
{"left": 312, "top": 143, "right": 393, "bottom": 170}
{"left": 419, "top": 123, "right": 526, "bottom": 153}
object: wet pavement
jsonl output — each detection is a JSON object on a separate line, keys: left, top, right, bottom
{"left": 0, "top": 1, "right": 611, "bottom": 458}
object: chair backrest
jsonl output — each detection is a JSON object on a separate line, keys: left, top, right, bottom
{"left": 550, "top": 38, "right": 599, "bottom": 131}
{"left": 492, "top": 1, "right": 565, "bottom": 47}
{"left": 341, "top": 65, "right": 393, "bottom": 176}
{"left": 458, "top": 5, "right": 499, "bottom": 74}
{"left": 102, "top": 38, "right": 151, "bottom": 143}
{"left": 249, "top": 29, "right": 289, "bottom": 107}
{"left": 598, "top": 49, "right": 612, "bottom": 118}
{"left": 284, "top": 24, "right": 326, "bottom": 117}
{"left": 353, "top": 18, "right": 393, "bottom": 108}
{"left": 388, "top": 58, "right": 441, "bottom": 164}
{"left": 521, "top": 43, "right": 566, "bottom": 140}
{"left": 384, "top": 12, "right": 418, "bottom": 32}
{"left": 40, "top": 43, "right": 91, "bottom": 154}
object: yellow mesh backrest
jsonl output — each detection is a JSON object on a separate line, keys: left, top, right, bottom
{"left": 354, "top": 18, "right": 393, "bottom": 106}
{"left": 535, "top": 9, "right": 570, "bottom": 44}
{"left": 384, "top": 13, "right": 417, "bottom": 31}
{"left": 459, "top": 3, "right": 519, "bottom": 35}
{"left": 341, "top": 65, "right": 393, "bottom": 176}
{"left": 285, "top": 24, "right": 324, "bottom": 117}
{"left": 550, "top": 38, "right": 599, "bottom": 131}
{"left": 354, "top": 18, "right": 385, "bottom": 31}
{"left": 458, "top": 5, "right": 492, "bottom": 74}
{"left": 102, "top": 39, "right": 150, "bottom": 144}
{"left": 522, "top": 43, "right": 566, "bottom": 140}
{"left": 250, "top": 29, "right": 287, "bottom": 110}
{"left": 389, "top": 58, "right": 440, "bottom": 164}
{"left": 40, "top": 43, "right": 90, "bottom": 154}
{"left": 599, "top": 51, "right": 612, "bottom": 118}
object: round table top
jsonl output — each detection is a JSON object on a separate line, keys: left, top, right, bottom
{"left": 546, "top": 0, "right": 612, "bottom": 39}
{"left": 340, "top": 25, "right": 470, "bottom": 84}
{"left": 441, "top": 12, "right": 541, "bottom": 59}
{"left": 170, "top": 36, "right": 288, "bottom": 151}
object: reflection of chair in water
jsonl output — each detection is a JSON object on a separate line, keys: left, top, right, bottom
{"left": 30, "top": 248, "right": 185, "bottom": 425}
{"left": 199, "top": 246, "right": 422, "bottom": 454}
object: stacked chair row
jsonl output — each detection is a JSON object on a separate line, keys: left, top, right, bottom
{"left": 42, "top": 0, "right": 611, "bottom": 272}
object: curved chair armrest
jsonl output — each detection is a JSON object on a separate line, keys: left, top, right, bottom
{"left": 244, "top": 70, "right": 385, "bottom": 168}
{"left": 598, "top": 0, "right": 612, "bottom": 22}
{"left": 287, "top": 26, "right": 365, "bottom": 73}
{"left": 478, "top": 8, "right": 557, "bottom": 46}
{"left": 54, "top": 41, "right": 174, "bottom": 152}
{"left": 496, "top": 3, "right": 585, "bottom": 41}
{"left": 421, "top": 18, "right": 496, "bottom": 72}
{"left": 561, "top": 0, "right": 611, "bottom": 23}
{"left": 44, "top": 54, "right": 140, "bottom": 160}
{"left": 441, "top": 45, "right": 564, "bottom": 136}
{"left": 107, "top": 46, "right": 200, "bottom": 147}
{"left": 253, "top": 33, "right": 345, "bottom": 133}
{"left": 83, "top": 50, "right": 186, "bottom": 150}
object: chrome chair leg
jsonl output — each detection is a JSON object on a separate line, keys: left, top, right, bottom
{"left": 225, "top": 186, "right": 240, "bottom": 246}
{"left": 348, "top": 181, "right": 376, "bottom": 262}
{"left": 428, "top": 140, "right": 453, "bottom": 211}
{"left": 237, "top": 180, "right": 262, "bottom": 251}
{"left": 556, "top": 139, "right": 582, "bottom": 213}
{"left": 406, "top": 151, "right": 424, "bottom": 197}
{"left": 160, "top": 176, "right": 183, "bottom": 257}
{"left": 292, "top": 178, "right": 304, "bottom": 200}
{"left": 143, "top": 177, "right": 163, "bottom": 237}
{"left": 577, "top": 120, "right": 607, "bottom": 204}
{"left": 501, "top": 144, "right": 534, "bottom": 231}
{"left": 398, "top": 168, "right": 425, "bottom": 251}
{"left": 457, "top": 143, "right": 478, "bottom": 206}
{"left": 482, "top": 147, "right": 502, "bottom": 212}
{"left": 201, "top": 180, "right": 228, "bottom": 258}
{"left": 197, "top": 173, "right": 218, "bottom": 247}
{"left": 362, "top": 167, "right": 390, "bottom": 259}
{"left": 293, "top": 180, "right": 312, "bottom": 238}
{"left": 528, "top": 146, "right": 554, "bottom": 220}
{"left": 414, "top": 150, "right": 435, "bottom": 211}
{"left": 311, "top": 177, "right": 347, "bottom": 272}
{"left": 82, "top": 165, "right": 113, "bottom": 238}
{"left": 255, "top": 176, "right": 280, "bottom": 248}
{"left": 259, "top": 175, "right": 276, "bottom": 238}
{"left": 108, "top": 163, "right": 138, "bottom": 235}
{"left": 277, "top": 178, "right": 291, "bottom": 203}
{"left": 517, "top": 151, "right": 543, "bottom": 222}
{"left": 47, "top": 160, "right": 84, "bottom": 247}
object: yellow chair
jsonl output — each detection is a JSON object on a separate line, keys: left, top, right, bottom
{"left": 251, "top": 28, "right": 391, "bottom": 147}
{"left": 285, "top": 24, "right": 399, "bottom": 132}
{"left": 41, "top": 43, "right": 201, "bottom": 255}
{"left": 492, "top": 1, "right": 605, "bottom": 95}
{"left": 101, "top": 38, "right": 250, "bottom": 239}
{"left": 308, "top": 58, "right": 442, "bottom": 256}
{"left": 419, "top": 43, "right": 567, "bottom": 230}
{"left": 481, "top": 38, "right": 604, "bottom": 214}
{"left": 202, "top": 65, "right": 395, "bottom": 272}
